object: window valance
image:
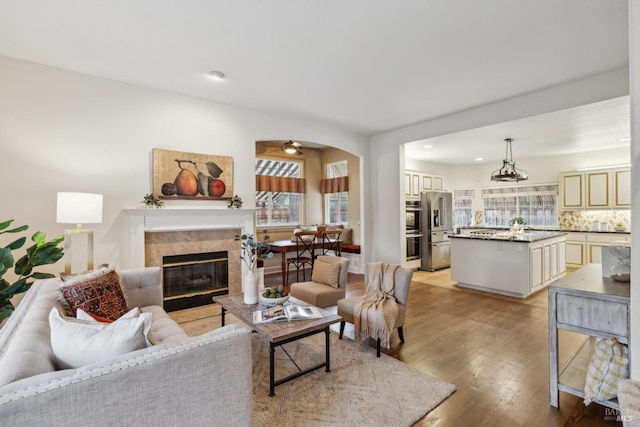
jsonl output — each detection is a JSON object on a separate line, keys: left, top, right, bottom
{"left": 320, "top": 176, "right": 349, "bottom": 194}
{"left": 256, "top": 175, "right": 306, "bottom": 193}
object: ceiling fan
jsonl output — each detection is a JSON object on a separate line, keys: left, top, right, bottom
{"left": 281, "top": 140, "right": 304, "bottom": 155}
{"left": 259, "top": 140, "right": 306, "bottom": 156}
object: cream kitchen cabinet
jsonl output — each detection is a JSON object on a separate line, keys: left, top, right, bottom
{"left": 531, "top": 237, "right": 566, "bottom": 293}
{"left": 560, "top": 173, "right": 584, "bottom": 209}
{"left": 613, "top": 168, "right": 631, "bottom": 208}
{"left": 587, "top": 233, "right": 630, "bottom": 264}
{"left": 586, "top": 171, "right": 609, "bottom": 208}
{"left": 405, "top": 171, "right": 444, "bottom": 196}
{"left": 411, "top": 173, "right": 420, "bottom": 197}
{"left": 589, "top": 168, "right": 630, "bottom": 209}
{"left": 559, "top": 168, "right": 630, "bottom": 210}
{"left": 565, "top": 232, "right": 629, "bottom": 268}
{"left": 451, "top": 232, "right": 566, "bottom": 298}
{"left": 565, "top": 233, "right": 586, "bottom": 269}
{"left": 530, "top": 244, "right": 544, "bottom": 290}
{"left": 433, "top": 176, "right": 443, "bottom": 191}
{"left": 405, "top": 172, "right": 422, "bottom": 197}
{"left": 404, "top": 173, "right": 412, "bottom": 197}
{"left": 422, "top": 175, "right": 433, "bottom": 191}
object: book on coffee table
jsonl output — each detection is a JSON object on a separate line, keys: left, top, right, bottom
{"left": 253, "top": 302, "right": 324, "bottom": 323}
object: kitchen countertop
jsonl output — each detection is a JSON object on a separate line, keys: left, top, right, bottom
{"left": 450, "top": 230, "right": 567, "bottom": 243}
{"left": 458, "top": 227, "right": 629, "bottom": 234}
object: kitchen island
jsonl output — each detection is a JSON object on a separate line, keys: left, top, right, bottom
{"left": 450, "top": 231, "right": 567, "bottom": 298}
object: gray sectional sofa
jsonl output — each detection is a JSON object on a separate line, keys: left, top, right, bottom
{"left": 0, "top": 267, "right": 253, "bottom": 426}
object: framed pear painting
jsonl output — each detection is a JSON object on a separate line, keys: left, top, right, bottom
{"left": 152, "top": 149, "right": 233, "bottom": 200}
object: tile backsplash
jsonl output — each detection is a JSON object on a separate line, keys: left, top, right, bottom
{"left": 474, "top": 211, "right": 483, "bottom": 226}
{"left": 470, "top": 210, "right": 630, "bottom": 231}
{"left": 558, "top": 210, "right": 630, "bottom": 231}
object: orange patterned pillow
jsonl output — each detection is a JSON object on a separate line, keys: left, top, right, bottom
{"left": 61, "top": 270, "right": 129, "bottom": 321}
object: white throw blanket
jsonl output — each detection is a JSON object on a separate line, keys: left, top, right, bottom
{"left": 354, "top": 262, "right": 399, "bottom": 349}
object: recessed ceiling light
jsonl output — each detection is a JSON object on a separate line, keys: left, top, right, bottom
{"left": 423, "top": 145, "right": 433, "bottom": 149}
{"left": 475, "top": 157, "right": 483, "bottom": 161}
{"left": 207, "top": 70, "right": 226, "bottom": 80}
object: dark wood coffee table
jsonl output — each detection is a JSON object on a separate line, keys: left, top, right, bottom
{"left": 212, "top": 294, "right": 342, "bottom": 396}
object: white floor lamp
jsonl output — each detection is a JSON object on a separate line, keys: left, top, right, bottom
{"left": 56, "top": 192, "right": 103, "bottom": 274}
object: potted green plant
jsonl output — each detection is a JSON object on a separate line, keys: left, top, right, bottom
{"left": 510, "top": 217, "right": 526, "bottom": 233}
{"left": 0, "top": 219, "right": 64, "bottom": 321}
{"left": 142, "top": 193, "right": 164, "bottom": 208}
{"left": 227, "top": 194, "right": 243, "bottom": 209}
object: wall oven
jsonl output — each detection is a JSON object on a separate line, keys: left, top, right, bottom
{"left": 406, "top": 200, "right": 422, "bottom": 260}
{"left": 406, "top": 200, "right": 421, "bottom": 233}
{"left": 406, "top": 232, "right": 423, "bottom": 261}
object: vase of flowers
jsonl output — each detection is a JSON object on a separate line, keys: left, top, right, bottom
{"left": 235, "top": 230, "right": 270, "bottom": 304}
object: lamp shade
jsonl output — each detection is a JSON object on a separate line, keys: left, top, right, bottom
{"left": 56, "top": 192, "right": 103, "bottom": 224}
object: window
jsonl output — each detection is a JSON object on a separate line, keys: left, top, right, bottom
{"left": 255, "top": 158, "right": 304, "bottom": 226}
{"left": 453, "top": 189, "right": 474, "bottom": 227}
{"left": 324, "top": 161, "right": 348, "bottom": 224}
{"left": 481, "top": 183, "right": 558, "bottom": 227}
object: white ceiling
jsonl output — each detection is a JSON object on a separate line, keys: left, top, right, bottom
{"left": 0, "top": 0, "right": 630, "bottom": 162}
{"left": 404, "top": 95, "right": 631, "bottom": 165}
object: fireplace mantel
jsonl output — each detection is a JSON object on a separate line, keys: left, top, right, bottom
{"left": 124, "top": 207, "right": 257, "bottom": 216}
{"left": 124, "top": 207, "right": 257, "bottom": 269}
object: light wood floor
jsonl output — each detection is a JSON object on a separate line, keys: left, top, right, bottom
{"left": 170, "top": 268, "right": 622, "bottom": 427}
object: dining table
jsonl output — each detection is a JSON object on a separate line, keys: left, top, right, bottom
{"left": 269, "top": 238, "right": 341, "bottom": 286}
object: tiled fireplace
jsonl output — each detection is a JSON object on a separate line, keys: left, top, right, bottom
{"left": 125, "top": 207, "right": 255, "bottom": 308}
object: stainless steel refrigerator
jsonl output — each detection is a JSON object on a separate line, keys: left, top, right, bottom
{"left": 419, "top": 191, "right": 453, "bottom": 271}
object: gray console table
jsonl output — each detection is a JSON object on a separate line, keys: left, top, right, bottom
{"left": 549, "top": 263, "right": 630, "bottom": 409}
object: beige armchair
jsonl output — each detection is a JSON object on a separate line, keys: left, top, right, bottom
{"left": 337, "top": 265, "right": 413, "bottom": 357}
{"left": 289, "top": 255, "right": 350, "bottom": 308}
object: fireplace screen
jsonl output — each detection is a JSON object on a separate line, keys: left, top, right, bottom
{"left": 162, "top": 251, "right": 228, "bottom": 311}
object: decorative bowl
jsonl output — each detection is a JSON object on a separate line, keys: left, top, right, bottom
{"left": 259, "top": 294, "right": 290, "bottom": 306}
{"left": 614, "top": 227, "right": 626, "bottom": 232}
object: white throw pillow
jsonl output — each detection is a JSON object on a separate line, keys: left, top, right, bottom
{"left": 76, "top": 307, "right": 142, "bottom": 322}
{"left": 49, "top": 308, "right": 152, "bottom": 369}
{"left": 75, "top": 307, "right": 152, "bottom": 346}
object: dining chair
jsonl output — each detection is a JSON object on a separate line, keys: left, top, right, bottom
{"left": 286, "top": 230, "right": 317, "bottom": 284}
{"left": 321, "top": 229, "right": 342, "bottom": 256}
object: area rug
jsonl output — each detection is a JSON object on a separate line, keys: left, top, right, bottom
{"left": 251, "top": 331, "right": 456, "bottom": 426}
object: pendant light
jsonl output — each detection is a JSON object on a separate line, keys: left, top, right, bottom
{"left": 490, "top": 138, "right": 528, "bottom": 182}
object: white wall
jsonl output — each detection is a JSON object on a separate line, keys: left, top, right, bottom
{"left": 406, "top": 146, "right": 630, "bottom": 197}
{"left": 445, "top": 147, "right": 631, "bottom": 214}
{"left": 0, "top": 55, "right": 368, "bottom": 278}
{"left": 403, "top": 147, "right": 630, "bottom": 230}
{"left": 446, "top": 146, "right": 630, "bottom": 189}
{"left": 405, "top": 159, "right": 450, "bottom": 180}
